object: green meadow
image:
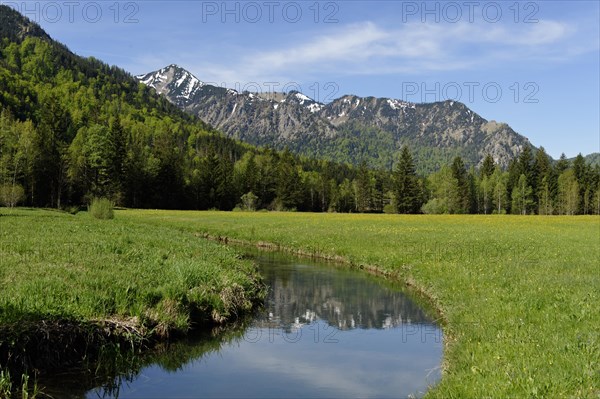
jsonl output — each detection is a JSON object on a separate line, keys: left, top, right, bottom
{"left": 1, "top": 208, "right": 599, "bottom": 397}
{"left": 123, "top": 210, "right": 600, "bottom": 398}
{"left": 0, "top": 208, "right": 264, "bottom": 337}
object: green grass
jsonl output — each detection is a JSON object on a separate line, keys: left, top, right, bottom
{"left": 0, "top": 208, "right": 264, "bottom": 334}
{"left": 1, "top": 208, "right": 598, "bottom": 397}
{"left": 119, "top": 210, "right": 600, "bottom": 398}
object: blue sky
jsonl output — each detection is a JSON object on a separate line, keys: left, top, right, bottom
{"left": 7, "top": 0, "right": 599, "bottom": 158}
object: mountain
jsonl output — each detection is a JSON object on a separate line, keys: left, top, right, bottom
{"left": 578, "top": 153, "right": 600, "bottom": 167}
{"left": 0, "top": 5, "right": 363, "bottom": 213}
{"left": 2, "top": 6, "right": 597, "bottom": 216}
{"left": 584, "top": 153, "right": 600, "bottom": 167}
{"left": 137, "top": 64, "right": 206, "bottom": 108}
{"left": 136, "top": 66, "right": 334, "bottom": 145}
{"left": 563, "top": 153, "right": 600, "bottom": 168}
{"left": 137, "top": 65, "right": 535, "bottom": 173}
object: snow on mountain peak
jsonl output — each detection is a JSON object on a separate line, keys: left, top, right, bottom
{"left": 295, "top": 92, "right": 312, "bottom": 103}
{"left": 137, "top": 65, "right": 205, "bottom": 102}
{"left": 287, "top": 91, "right": 323, "bottom": 113}
{"left": 387, "top": 98, "right": 415, "bottom": 111}
{"left": 307, "top": 103, "right": 324, "bottom": 113}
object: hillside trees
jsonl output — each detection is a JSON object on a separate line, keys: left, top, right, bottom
{"left": 1, "top": 29, "right": 600, "bottom": 214}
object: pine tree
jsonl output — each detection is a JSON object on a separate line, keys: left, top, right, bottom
{"left": 572, "top": 154, "right": 587, "bottom": 183}
{"left": 592, "top": 165, "right": 600, "bottom": 215}
{"left": 518, "top": 146, "right": 534, "bottom": 182}
{"left": 256, "top": 150, "right": 278, "bottom": 209}
{"left": 275, "top": 150, "right": 302, "bottom": 210}
{"left": 480, "top": 154, "right": 495, "bottom": 179}
{"left": 572, "top": 154, "right": 590, "bottom": 214}
{"left": 533, "top": 147, "right": 552, "bottom": 187}
{"left": 214, "top": 155, "right": 235, "bottom": 210}
{"left": 84, "top": 125, "right": 112, "bottom": 197}
{"left": 506, "top": 158, "right": 520, "bottom": 214}
{"left": 353, "top": 161, "right": 372, "bottom": 213}
{"left": 451, "top": 156, "right": 469, "bottom": 213}
{"left": 393, "top": 146, "right": 420, "bottom": 214}
{"left": 555, "top": 153, "right": 570, "bottom": 175}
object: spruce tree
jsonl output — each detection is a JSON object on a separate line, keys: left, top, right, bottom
{"left": 451, "top": 156, "right": 469, "bottom": 213}
{"left": 555, "top": 153, "right": 570, "bottom": 175}
{"left": 353, "top": 161, "right": 373, "bottom": 213}
{"left": 393, "top": 146, "right": 420, "bottom": 214}
{"left": 480, "top": 154, "right": 495, "bottom": 179}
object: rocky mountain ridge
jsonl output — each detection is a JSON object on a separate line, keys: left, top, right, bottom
{"left": 137, "top": 64, "right": 535, "bottom": 171}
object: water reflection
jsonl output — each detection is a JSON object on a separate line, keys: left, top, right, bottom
{"left": 39, "top": 323, "right": 252, "bottom": 399}
{"left": 255, "top": 253, "right": 434, "bottom": 332}
{"left": 44, "top": 252, "right": 443, "bottom": 398}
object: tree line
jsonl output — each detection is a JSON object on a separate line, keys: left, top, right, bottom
{"left": 2, "top": 98, "right": 598, "bottom": 215}
{"left": 1, "top": 33, "right": 599, "bottom": 214}
{"left": 418, "top": 148, "right": 600, "bottom": 215}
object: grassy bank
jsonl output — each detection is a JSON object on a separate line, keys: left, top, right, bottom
{"left": 0, "top": 208, "right": 265, "bottom": 383}
{"left": 122, "top": 210, "right": 600, "bottom": 398}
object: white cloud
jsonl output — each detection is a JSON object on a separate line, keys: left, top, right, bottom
{"left": 185, "top": 18, "right": 595, "bottom": 85}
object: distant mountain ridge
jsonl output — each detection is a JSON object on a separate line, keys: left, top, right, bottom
{"left": 137, "top": 64, "right": 535, "bottom": 172}
{"left": 579, "top": 153, "right": 600, "bottom": 167}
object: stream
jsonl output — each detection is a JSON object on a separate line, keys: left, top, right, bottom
{"left": 47, "top": 252, "right": 443, "bottom": 398}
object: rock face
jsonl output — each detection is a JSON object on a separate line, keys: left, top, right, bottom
{"left": 137, "top": 65, "right": 534, "bottom": 171}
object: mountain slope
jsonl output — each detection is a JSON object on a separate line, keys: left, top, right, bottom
{"left": 0, "top": 5, "right": 243, "bottom": 209}
{"left": 0, "top": 6, "right": 49, "bottom": 42}
{"left": 138, "top": 65, "right": 535, "bottom": 172}
{"left": 137, "top": 64, "right": 206, "bottom": 107}
{"left": 585, "top": 153, "right": 600, "bottom": 167}
{"left": 0, "top": 5, "right": 360, "bottom": 213}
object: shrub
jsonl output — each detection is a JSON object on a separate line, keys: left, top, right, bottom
{"left": 383, "top": 204, "right": 396, "bottom": 214}
{"left": 0, "top": 184, "right": 25, "bottom": 208}
{"left": 421, "top": 198, "right": 448, "bottom": 214}
{"left": 240, "top": 191, "right": 258, "bottom": 211}
{"left": 89, "top": 197, "right": 114, "bottom": 220}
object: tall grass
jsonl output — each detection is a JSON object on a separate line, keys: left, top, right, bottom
{"left": 89, "top": 197, "right": 114, "bottom": 220}
{"left": 0, "top": 370, "right": 39, "bottom": 399}
{"left": 0, "top": 370, "right": 11, "bottom": 397}
{"left": 0, "top": 208, "right": 263, "bottom": 330}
